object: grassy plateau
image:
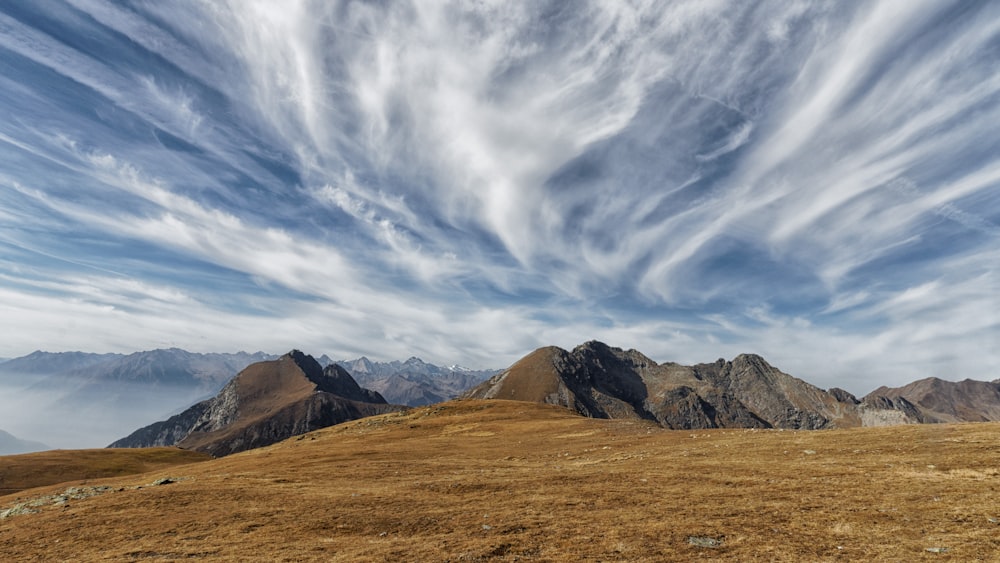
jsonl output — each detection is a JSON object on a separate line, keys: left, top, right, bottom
{"left": 1, "top": 400, "right": 998, "bottom": 561}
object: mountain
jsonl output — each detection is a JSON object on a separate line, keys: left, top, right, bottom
{"left": 61, "top": 349, "right": 275, "bottom": 390}
{"left": 335, "top": 356, "right": 497, "bottom": 406}
{"left": 110, "top": 351, "right": 404, "bottom": 456}
{"left": 0, "top": 349, "right": 274, "bottom": 390}
{"left": 865, "top": 377, "right": 1000, "bottom": 423}
{"left": 0, "top": 429, "right": 50, "bottom": 455}
{"left": 465, "top": 341, "right": 920, "bottom": 429}
{"left": 0, "top": 351, "right": 123, "bottom": 377}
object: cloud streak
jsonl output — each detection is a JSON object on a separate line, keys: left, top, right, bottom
{"left": 0, "top": 0, "right": 998, "bottom": 396}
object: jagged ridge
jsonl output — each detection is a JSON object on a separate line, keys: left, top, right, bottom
{"left": 465, "top": 341, "right": 925, "bottom": 429}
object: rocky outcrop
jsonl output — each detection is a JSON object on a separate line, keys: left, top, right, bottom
{"left": 857, "top": 395, "right": 925, "bottom": 426}
{"left": 465, "top": 341, "right": 919, "bottom": 430}
{"left": 110, "top": 351, "right": 403, "bottom": 456}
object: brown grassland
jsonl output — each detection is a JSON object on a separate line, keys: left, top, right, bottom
{"left": 0, "top": 448, "right": 210, "bottom": 496}
{"left": 1, "top": 400, "right": 998, "bottom": 561}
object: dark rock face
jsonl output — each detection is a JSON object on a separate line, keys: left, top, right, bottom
{"left": 315, "top": 364, "right": 387, "bottom": 404}
{"left": 649, "top": 386, "right": 769, "bottom": 430}
{"left": 828, "top": 388, "right": 860, "bottom": 404}
{"left": 465, "top": 340, "right": 923, "bottom": 430}
{"left": 689, "top": 354, "right": 841, "bottom": 429}
{"left": 109, "top": 351, "right": 403, "bottom": 456}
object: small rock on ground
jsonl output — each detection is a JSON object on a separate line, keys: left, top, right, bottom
{"left": 688, "top": 536, "right": 723, "bottom": 548}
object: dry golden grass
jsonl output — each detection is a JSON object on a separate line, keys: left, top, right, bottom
{"left": 1, "top": 400, "right": 998, "bottom": 561}
{"left": 0, "top": 448, "right": 210, "bottom": 495}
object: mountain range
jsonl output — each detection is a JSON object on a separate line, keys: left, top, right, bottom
{"left": 4, "top": 341, "right": 1000, "bottom": 453}
{"left": 464, "top": 341, "right": 1000, "bottom": 429}
{"left": 0, "top": 349, "right": 274, "bottom": 391}
{"left": 335, "top": 356, "right": 498, "bottom": 406}
{"left": 109, "top": 351, "right": 404, "bottom": 456}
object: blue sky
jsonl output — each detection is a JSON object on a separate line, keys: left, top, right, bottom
{"left": 0, "top": 0, "right": 998, "bottom": 394}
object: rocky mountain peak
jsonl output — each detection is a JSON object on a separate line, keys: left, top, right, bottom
{"left": 283, "top": 350, "right": 325, "bottom": 381}
{"left": 730, "top": 353, "right": 772, "bottom": 371}
{"left": 570, "top": 341, "right": 656, "bottom": 370}
{"left": 574, "top": 340, "right": 610, "bottom": 353}
{"left": 352, "top": 357, "right": 375, "bottom": 372}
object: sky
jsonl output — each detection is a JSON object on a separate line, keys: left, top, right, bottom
{"left": 0, "top": 0, "right": 998, "bottom": 395}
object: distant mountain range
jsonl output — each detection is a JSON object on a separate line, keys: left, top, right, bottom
{"left": 0, "top": 429, "right": 50, "bottom": 456}
{"left": 0, "top": 349, "right": 273, "bottom": 390}
{"left": 5, "top": 342, "right": 1000, "bottom": 452}
{"left": 335, "top": 356, "right": 498, "bottom": 406}
{"left": 464, "top": 341, "right": 1000, "bottom": 429}
{"left": 0, "top": 351, "right": 122, "bottom": 374}
{"left": 110, "top": 351, "right": 403, "bottom": 456}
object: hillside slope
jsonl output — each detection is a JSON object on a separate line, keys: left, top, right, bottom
{"left": 0, "top": 448, "right": 209, "bottom": 496}
{"left": 2, "top": 400, "right": 998, "bottom": 561}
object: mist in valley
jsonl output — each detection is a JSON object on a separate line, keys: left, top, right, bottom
{"left": 0, "top": 373, "right": 208, "bottom": 451}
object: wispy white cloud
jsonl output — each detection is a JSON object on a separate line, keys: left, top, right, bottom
{"left": 1, "top": 1, "right": 998, "bottom": 396}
